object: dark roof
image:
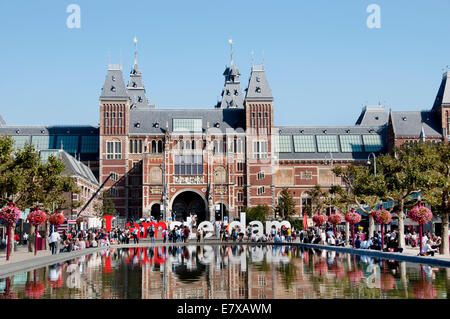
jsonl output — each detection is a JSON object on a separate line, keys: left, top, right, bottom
{"left": 100, "top": 66, "right": 129, "bottom": 100}
{"left": 245, "top": 65, "right": 273, "bottom": 101}
{"left": 390, "top": 110, "right": 442, "bottom": 138}
{"left": 355, "top": 106, "right": 388, "bottom": 126}
{"left": 0, "top": 125, "right": 99, "bottom": 136}
{"left": 129, "top": 108, "right": 246, "bottom": 134}
{"left": 432, "top": 71, "right": 450, "bottom": 109}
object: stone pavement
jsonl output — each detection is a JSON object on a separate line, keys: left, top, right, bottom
{"left": 1, "top": 240, "right": 449, "bottom": 278}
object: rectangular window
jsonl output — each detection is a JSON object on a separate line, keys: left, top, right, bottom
{"left": 258, "top": 113, "right": 262, "bottom": 126}
{"left": 339, "top": 135, "right": 363, "bottom": 152}
{"left": 106, "top": 141, "right": 121, "bottom": 159}
{"left": 253, "top": 140, "right": 268, "bottom": 159}
{"left": 237, "top": 176, "right": 243, "bottom": 186}
{"left": 316, "top": 135, "right": 339, "bottom": 153}
{"left": 238, "top": 192, "right": 243, "bottom": 202}
{"left": 363, "top": 135, "right": 384, "bottom": 152}
{"left": 264, "top": 112, "right": 268, "bottom": 126}
{"left": 257, "top": 171, "right": 265, "bottom": 180}
{"left": 251, "top": 112, "right": 255, "bottom": 126}
{"left": 293, "top": 135, "right": 316, "bottom": 152}
{"left": 257, "top": 186, "right": 265, "bottom": 196}
{"left": 112, "top": 112, "right": 116, "bottom": 127}
{"left": 105, "top": 112, "right": 109, "bottom": 127}
{"left": 119, "top": 112, "right": 123, "bottom": 127}
{"left": 174, "top": 155, "right": 203, "bottom": 175}
{"left": 173, "top": 119, "right": 202, "bottom": 132}
{"left": 276, "top": 135, "right": 292, "bottom": 153}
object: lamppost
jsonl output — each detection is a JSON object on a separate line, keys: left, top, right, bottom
{"left": 367, "top": 152, "right": 377, "bottom": 176}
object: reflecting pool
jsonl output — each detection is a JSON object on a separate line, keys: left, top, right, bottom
{"left": 0, "top": 245, "right": 449, "bottom": 299}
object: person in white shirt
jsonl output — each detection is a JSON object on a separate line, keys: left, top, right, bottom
{"left": 421, "top": 239, "right": 438, "bottom": 256}
{"left": 49, "top": 231, "right": 61, "bottom": 255}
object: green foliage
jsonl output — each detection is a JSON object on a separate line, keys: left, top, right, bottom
{"left": 94, "top": 192, "right": 117, "bottom": 217}
{"left": 0, "top": 135, "right": 77, "bottom": 212}
{"left": 275, "top": 188, "right": 297, "bottom": 219}
{"left": 244, "top": 204, "right": 271, "bottom": 223}
{"left": 288, "top": 217, "right": 303, "bottom": 230}
{"left": 304, "top": 184, "right": 329, "bottom": 215}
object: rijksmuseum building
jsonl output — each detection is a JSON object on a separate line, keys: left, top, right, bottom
{"left": 0, "top": 41, "right": 449, "bottom": 223}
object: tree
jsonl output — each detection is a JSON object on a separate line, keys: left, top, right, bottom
{"left": 304, "top": 185, "right": 329, "bottom": 217}
{"left": 244, "top": 205, "right": 271, "bottom": 223}
{"left": 375, "top": 142, "right": 436, "bottom": 249}
{"left": 275, "top": 188, "right": 296, "bottom": 219}
{"left": 94, "top": 191, "right": 116, "bottom": 218}
{"left": 418, "top": 142, "right": 450, "bottom": 255}
{"left": 333, "top": 165, "right": 385, "bottom": 238}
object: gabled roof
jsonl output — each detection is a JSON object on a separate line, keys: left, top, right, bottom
{"left": 432, "top": 71, "right": 450, "bottom": 109}
{"left": 245, "top": 65, "right": 273, "bottom": 101}
{"left": 100, "top": 65, "right": 129, "bottom": 100}
{"left": 39, "top": 149, "right": 99, "bottom": 186}
{"left": 390, "top": 110, "right": 442, "bottom": 138}
{"left": 355, "top": 106, "right": 388, "bottom": 126}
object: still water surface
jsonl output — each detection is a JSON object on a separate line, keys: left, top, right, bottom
{"left": 0, "top": 245, "right": 449, "bottom": 299}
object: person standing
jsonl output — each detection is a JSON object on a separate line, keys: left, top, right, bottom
{"left": 49, "top": 230, "right": 61, "bottom": 255}
{"left": 23, "top": 232, "right": 28, "bottom": 245}
{"left": 133, "top": 228, "right": 139, "bottom": 244}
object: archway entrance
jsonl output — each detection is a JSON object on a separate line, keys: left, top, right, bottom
{"left": 151, "top": 203, "right": 161, "bottom": 220}
{"left": 171, "top": 191, "right": 207, "bottom": 222}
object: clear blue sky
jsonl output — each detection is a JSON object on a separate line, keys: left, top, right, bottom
{"left": 0, "top": 0, "right": 449, "bottom": 126}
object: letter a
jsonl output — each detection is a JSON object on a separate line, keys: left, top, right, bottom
{"left": 66, "top": 4, "right": 81, "bottom": 29}
{"left": 366, "top": 4, "right": 381, "bottom": 29}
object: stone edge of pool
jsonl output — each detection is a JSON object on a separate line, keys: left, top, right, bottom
{"left": 1, "top": 241, "right": 449, "bottom": 279}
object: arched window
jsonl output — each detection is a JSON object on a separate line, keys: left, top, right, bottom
{"left": 152, "top": 140, "right": 156, "bottom": 153}
{"left": 129, "top": 140, "right": 133, "bottom": 153}
{"left": 134, "top": 140, "right": 137, "bottom": 154}
{"left": 180, "top": 140, "right": 184, "bottom": 150}
{"left": 186, "top": 140, "right": 191, "bottom": 150}
{"left": 192, "top": 140, "right": 196, "bottom": 150}
{"left": 139, "top": 140, "right": 142, "bottom": 153}
{"left": 158, "top": 140, "right": 163, "bottom": 153}
{"left": 213, "top": 140, "right": 218, "bottom": 154}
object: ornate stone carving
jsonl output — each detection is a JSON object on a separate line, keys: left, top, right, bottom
{"left": 173, "top": 175, "right": 205, "bottom": 184}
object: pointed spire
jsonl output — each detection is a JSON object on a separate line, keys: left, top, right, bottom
{"left": 229, "top": 39, "right": 234, "bottom": 67}
{"left": 420, "top": 124, "right": 426, "bottom": 142}
{"left": 134, "top": 36, "right": 138, "bottom": 66}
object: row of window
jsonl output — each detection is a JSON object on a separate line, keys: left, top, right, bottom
{"left": 275, "top": 134, "right": 384, "bottom": 153}
{"left": 251, "top": 112, "right": 269, "bottom": 127}
{"left": 10, "top": 135, "right": 99, "bottom": 154}
{"left": 104, "top": 111, "right": 123, "bottom": 128}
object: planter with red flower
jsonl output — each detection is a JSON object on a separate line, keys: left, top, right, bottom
{"left": 408, "top": 202, "right": 433, "bottom": 254}
{"left": 0, "top": 202, "right": 22, "bottom": 261}
{"left": 327, "top": 213, "right": 343, "bottom": 238}
{"left": 27, "top": 208, "right": 47, "bottom": 256}
{"left": 345, "top": 209, "right": 362, "bottom": 248}
{"left": 312, "top": 214, "right": 327, "bottom": 227}
{"left": 373, "top": 209, "right": 392, "bottom": 251}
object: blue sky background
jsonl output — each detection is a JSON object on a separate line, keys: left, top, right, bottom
{"left": 0, "top": 0, "right": 449, "bottom": 126}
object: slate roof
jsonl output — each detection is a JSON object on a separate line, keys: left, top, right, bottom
{"left": 245, "top": 65, "right": 273, "bottom": 101}
{"left": 355, "top": 106, "right": 389, "bottom": 126}
{"left": 390, "top": 110, "right": 442, "bottom": 138}
{"left": 100, "top": 65, "right": 129, "bottom": 100}
{"left": 127, "top": 62, "right": 154, "bottom": 109}
{"left": 432, "top": 71, "right": 450, "bottom": 109}
{"left": 128, "top": 108, "right": 246, "bottom": 134}
{"left": 39, "top": 149, "right": 99, "bottom": 186}
{"left": 218, "top": 64, "right": 244, "bottom": 109}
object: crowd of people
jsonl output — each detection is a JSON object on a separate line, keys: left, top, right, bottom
{"left": 1, "top": 219, "right": 444, "bottom": 258}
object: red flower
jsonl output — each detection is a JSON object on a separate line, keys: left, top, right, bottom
{"left": 27, "top": 209, "right": 47, "bottom": 226}
{"left": 25, "top": 282, "right": 45, "bottom": 299}
{"left": 408, "top": 206, "right": 433, "bottom": 225}
{"left": 345, "top": 210, "right": 362, "bottom": 224}
{"left": 312, "top": 214, "right": 327, "bottom": 226}
{"left": 49, "top": 212, "right": 65, "bottom": 225}
{"left": 327, "top": 213, "right": 343, "bottom": 225}
{"left": 0, "top": 203, "right": 21, "bottom": 225}
{"left": 373, "top": 209, "right": 392, "bottom": 225}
